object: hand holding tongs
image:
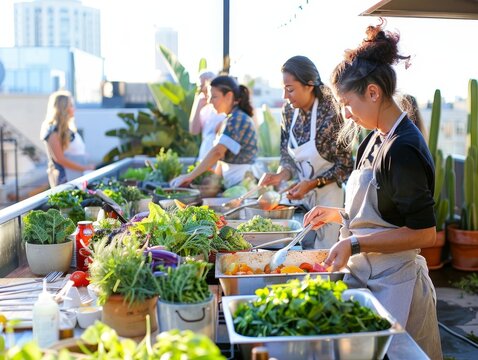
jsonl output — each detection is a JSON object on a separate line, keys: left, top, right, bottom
{"left": 270, "top": 224, "right": 313, "bottom": 270}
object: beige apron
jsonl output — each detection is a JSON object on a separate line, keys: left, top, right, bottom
{"left": 340, "top": 113, "right": 442, "bottom": 360}
{"left": 287, "top": 98, "right": 343, "bottom": 249}
{"left": 217, "top": 161, "right": 252, "bottom": 189}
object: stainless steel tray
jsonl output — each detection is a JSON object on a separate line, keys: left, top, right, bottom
{"left": 222, "top": 289, "right": 404, "bottom": 360}
{"left": 225, "top": 219, "right": 302, "bottom": 247}
{"left": 215, "top": 250, "right": 346, "bottom": 295}
{"left": 244, "top": 204, "right": 295, "bottom": 219}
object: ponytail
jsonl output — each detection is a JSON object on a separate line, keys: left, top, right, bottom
{"left": 237, "top": 85, "right": 253, "bottom": 117}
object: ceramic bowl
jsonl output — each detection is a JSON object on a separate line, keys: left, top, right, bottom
{"left": 76, "top": 306, "right": 102, "bottom": 329}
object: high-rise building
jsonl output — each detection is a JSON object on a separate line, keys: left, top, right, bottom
{"left": 14, "top": 0, "right": 101, "bottom": 57}
{"left": 154, "top": 27, "right": 178, "bottom": 81}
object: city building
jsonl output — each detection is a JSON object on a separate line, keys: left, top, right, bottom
{"left": 14, "top": 0, "right": 101, "bottom": 56}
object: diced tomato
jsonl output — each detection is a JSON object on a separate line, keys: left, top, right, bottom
{"left": 299, "top": 262, "right": 314, "bottom": 272}
{"left": 312, "top": 262, "right": 329, "bottom": 272}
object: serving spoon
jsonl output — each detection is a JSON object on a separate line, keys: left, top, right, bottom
{"left": 270, "top": 224, "right": 313, "bottom": 270}
{"left": 223, "top": 190, "right": 282, "bottom": 216}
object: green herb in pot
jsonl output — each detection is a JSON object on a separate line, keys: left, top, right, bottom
{"left": 154, "top": 148, "right": 183, "bottom": 182}
{"left": 156, "top": 260, "right": 212, "bottom": 304}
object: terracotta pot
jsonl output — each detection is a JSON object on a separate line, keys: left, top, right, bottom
{"left": 101, "top": 295, "right": 158, "bottom": 338}
{"left": 25, "top": 240, "right": 73, "bottom": 275}
{"left": 420, "top": 230, "right": 445, "bottom": 270}
{"left": 447, "top": 224, "right": 478, "bottom": 271}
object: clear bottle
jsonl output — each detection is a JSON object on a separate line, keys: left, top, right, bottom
{"left": 32, "top": 279, "right": 59, "bottom": 347}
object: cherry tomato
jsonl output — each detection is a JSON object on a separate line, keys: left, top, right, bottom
{"left": 299, "top": 262, "right": 314, "bottom": 272}
{"left": 70, "top": 271, "right": 89, "bottom": 287}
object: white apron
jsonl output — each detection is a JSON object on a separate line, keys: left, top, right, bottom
{"left": 287, "top": 98, "right": 343, "bottom": 249}
{"left": 217, "top": 161, "right": 252, "bottom": 189}
{"left": 64, "top": 131, "right": 87, "bottom": 181}
{"left": 340, "top": 113, "right": 442, "bottom": 360}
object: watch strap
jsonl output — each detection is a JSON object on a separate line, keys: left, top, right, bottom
{"left": 350, "top": 235, "right": 361, "bottom": 255}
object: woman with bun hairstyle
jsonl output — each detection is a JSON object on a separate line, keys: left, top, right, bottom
{"left": 303, "top": 21, "right": 442, "bottom": 359}
{"left": 170, "top": 75, "right": 257, "bottom": 188}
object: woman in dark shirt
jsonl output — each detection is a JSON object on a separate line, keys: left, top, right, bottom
{"left": 303, "top": 22, "right": 442, "bottom": 359}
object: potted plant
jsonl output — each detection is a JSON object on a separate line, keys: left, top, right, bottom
{"left": 155, "top": 259, "right": 217, "bottom": 340}
{"left": 448, "top": 79, "right": 478, "bottom": 271}
{"left": 22, "top": 208, "right": 76, "bottom": 275}
{"left": 47, "top": 189, "right": 86, "bottom": 225}
{"left": 87, "top": 234, "right": 161, "bottom": 338}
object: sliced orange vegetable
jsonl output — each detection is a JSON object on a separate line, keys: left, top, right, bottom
{"left": 280, "top": 265, "right": 305, "bottom": 274}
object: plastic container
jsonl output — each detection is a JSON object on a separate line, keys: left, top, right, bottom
{"left": 32, "top": 280, "right": 60, "bottom": 347}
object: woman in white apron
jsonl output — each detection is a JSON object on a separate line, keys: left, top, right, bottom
{"left": 304, "top": 23, "right": 442, "bottom": 359}
{"left": 260, "top": 56, "right": 353, "bottom": 249}
{"left": 188, "top": 70, "right": 227, "bottom": 162}
{"left": 170, "top": 76, "right": 257, "bottom": 189}
{"left": 40, "top": 91, "right": 95, "bottom": 188}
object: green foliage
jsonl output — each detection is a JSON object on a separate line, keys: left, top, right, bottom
{"left": 428, "top": 89, "right": 441, "bottom": 160}
{"left": 258, "top": 105, "right": 281, "bottom": 156}
{"left": 22, "top": 209, "right": 75, "bottom": 245}
{"left": 156, "top": 260, "right": 212, "bottom": 303}
{"left": 452, "top": 273, "right": 478, "bottom": 294}
{"left": 88, "top": 235, "right": 160, "bottom": 305}
{"left": 120, "top": 167, "right": 152, "bottom": 181}
{"left": 154, "top": 148, "right": 183, "bottom": 182}
{"left": 233, "top": 277, "right": 391, "bottom": 337}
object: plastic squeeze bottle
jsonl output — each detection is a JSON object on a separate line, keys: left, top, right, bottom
{"left": 32, "top": 279, "right": 59, "bottom": 347}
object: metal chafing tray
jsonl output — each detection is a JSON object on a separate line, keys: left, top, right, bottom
{"left": 225, "top": 219, "right": 302, "bottom": 248}
{"left": 222, "top": 289, "right": 404, "bottom": 360}
{"left": 215, "top": 250, "right": 346, "bottom": 296}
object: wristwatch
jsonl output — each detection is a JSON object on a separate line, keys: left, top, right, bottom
{"left": 316, "top": 177, "right": 327, "bottom": 188}
{"left": 350, "top": 235, "right": 361, "bottom": 255}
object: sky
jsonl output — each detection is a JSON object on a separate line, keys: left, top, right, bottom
{"left": 1, "top": 0, "right": 478, "bottom": 104}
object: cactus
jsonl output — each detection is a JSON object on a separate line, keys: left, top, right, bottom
{"left": 460, "top": 79, "right": 478, "bottom": 230}
{"left": 428, "top": 89, "right": 441, "bottom": 160}
{"left": 446, "top": 155, "right": 456, "bottom": 222}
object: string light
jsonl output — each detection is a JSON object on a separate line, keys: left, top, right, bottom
{"left": 278, "top": 0, "right": 311, "bottom": 29}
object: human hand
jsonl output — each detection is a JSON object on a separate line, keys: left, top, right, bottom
{"left": 258, "top": 173, "right": 282, "bottom": 187}
{"left": 285, "top": 180, "right": 314, "bottom": 200}
{"left": 170, "top": 174, "right": 193, "bottom": 188}
{"left": 323, "top": 238, "right": 351, "bottom": 272}
{"left": 303, "top": 205, "right": 341, "bottom": 230}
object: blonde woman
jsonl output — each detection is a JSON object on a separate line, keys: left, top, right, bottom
{"left": 40, "top": 91, "right": 94, "bottom": 187}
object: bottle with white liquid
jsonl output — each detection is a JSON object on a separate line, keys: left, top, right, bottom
{"left": 32, "top": 279, "right": 59, "bottom": 347}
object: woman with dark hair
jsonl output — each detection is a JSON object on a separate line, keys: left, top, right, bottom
{"left": 303, "top": 22, "right": 442, "bottom": 359}
{"left": 170, "top": 75, "right": 257, "bottom": 188}
{"left": 260, "top": 55, "right": 353, "bottom": 249}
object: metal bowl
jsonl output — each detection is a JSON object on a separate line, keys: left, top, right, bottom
{"left": 215, "top": 249, "right": 346, "bottom": 296}
{"left": 152, "top": 187, "right": 201, "bottom": 209}
{"left": 222, "top": 289, "right": 403, "bottom": 360}
{"left": 244, "top": 204, "right": 295, "bottom": 219}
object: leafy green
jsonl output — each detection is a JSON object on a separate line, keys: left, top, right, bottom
{"left": 214, "top": 225, "right": 251, "bottom": 251}
{"left": 453, "top": 273, "right": 478, "bottom": 294}
{"left": 258, "top": 105, "right": 281, "bottom": 157}
{"left": 233, "top": 277, "right": 391, "bottom": 337}
{"left": 187, "top": 162, "right": 216, "bottom": 185}
{"left": 154, "top": 148, "right": 183, "bottom": 182}
{"left": 47, "top": 189, "right": 86, "bottom": 224}
{"left": 22, "top": 209, "right": 75, "bottom": 245}
{"left": 120, "top": 167, "right": 151, "bottom": 181}
{"left": 223, "top": 185, "right": 248, "bottom": 198}
{"left": 156, "top": 260, "right": 212, "bottom": 303}
{"left": 237, "top": 215, "right": 290, "bottom": 232}
{"left": 88, "top": 235, "right": 160, "bottom": 305}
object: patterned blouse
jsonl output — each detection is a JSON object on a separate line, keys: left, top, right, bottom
{"left": 280, "top": 96, "right": 353, "bottom": 186}
{"left": 216, "top": 106, "right": 257, "bottom": 164}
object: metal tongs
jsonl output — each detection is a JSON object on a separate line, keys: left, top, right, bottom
{"left": 90, "top": 189, "right": 128, "bottom": 223}
{"left": 270, "top": 223, "right": 313, "bottom": 270}
{"left": 222, "top": 185, "right": 262, "bottom": 209}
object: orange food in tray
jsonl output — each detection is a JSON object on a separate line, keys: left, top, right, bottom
{"left": 224, "top": 262, "right": 330, "bottom": 275}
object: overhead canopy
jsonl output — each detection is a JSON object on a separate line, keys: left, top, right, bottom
{"left": 362, "top": 0, "right": 478, "bottom": 20}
